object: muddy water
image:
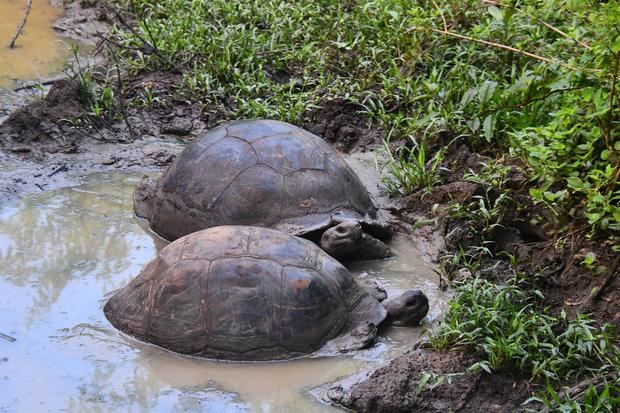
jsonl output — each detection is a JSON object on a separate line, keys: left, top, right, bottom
{"left": 0, "top": 0, "right": 69, "bottom": 87}
{"left": 0, "top": 172, "right": 447, "bottom": 412}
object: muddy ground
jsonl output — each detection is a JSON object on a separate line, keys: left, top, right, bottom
{"left": 1, "top": 1, "right": 618, "bottom": 412}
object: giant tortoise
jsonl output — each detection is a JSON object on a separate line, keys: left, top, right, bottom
{"left": 104, "top": 226, "right": 428, "bottom": 361}
{"left": 134, "top": 119, "right": 392, "bottom": 261}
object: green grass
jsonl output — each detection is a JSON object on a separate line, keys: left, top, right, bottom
{"left": 431, "top": 275, "right": 620, "bottom": 410}
{"left": 106, "top": 2, "right": 620, "bottom": 409}
{"left": 530, "top": 377, "right": 620, "bottom": 413}
{"left": 380, "top": 137, "right": 447, "bottom": 195}
{"left": 432, "top": 277, "right": 619, "bottom": 380}
{"left": 111, "top": 0, "right": 619, "bottom": 245}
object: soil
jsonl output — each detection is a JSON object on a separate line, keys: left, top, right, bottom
{"left": 1, "top": 1, "right": 618, "bottom": 412}
{"left": 326, "top": 347, "right": 534, "bottom": 413}
{"left": 50, "top": 0, "right": 112, "bottom": 44}
{"left": 327, "top": 139, "right": 620, "bottom": 413}
{"left": 303, "top": 98, "right": 383, "bottom": 152}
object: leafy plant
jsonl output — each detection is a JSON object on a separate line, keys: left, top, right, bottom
{"left": 381, "top": 137, "right": 447, "bottom": 195}
{"left": 527, "top": 377, "right": 620, "bottom": 413}
{"left": 432, "top": 276, "right": 619, "bottom": 382}
{"left": 112, "top": 0, "right": 619, "bottom": 244}
{"left": 65, "top": 45, "right": 117, "bottom": 121}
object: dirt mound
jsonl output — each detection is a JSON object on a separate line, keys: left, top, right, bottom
{"left": 304, "top": 99, "right": 382, "bottom": 152}
{"left": 0, "top": 79, "right": 84, "bottom": 156}
{"left": 328, "top": 347, "right": 532, "bottom": 412}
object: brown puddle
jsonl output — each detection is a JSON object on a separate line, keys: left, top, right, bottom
{"left": 0, "top": 172, "right": 447, "bottom": 412}
{"left": 0, "top": 0, "right": 69, "bottom": 87}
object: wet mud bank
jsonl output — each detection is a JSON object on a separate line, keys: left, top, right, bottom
{"left": 1, "top": 2, "right": 618, "bottom": 412}
{"left": 0, "top": 28, "right": 450, "bottom": 411}
{"left": 0, "top": 172, "right": 447, "bottom": 412}
{"left": 326, "top": 347, "right": 530, "bottom": 413}
{"left": 3, "top": 52, "right": 618, "bottom": 413}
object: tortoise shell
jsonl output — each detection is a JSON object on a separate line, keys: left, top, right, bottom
{"left": 104, "top": 226, "right": 386, "bottom": 360}
{"left": 134, "top": 119, "right": 378, "bottom": 241}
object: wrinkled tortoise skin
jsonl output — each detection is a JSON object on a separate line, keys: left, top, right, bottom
{"left": 104, "top": 226, "right": 386, "bottom": 360}
{"left": 134, "top": 119, "right": 378, "bottom": 241}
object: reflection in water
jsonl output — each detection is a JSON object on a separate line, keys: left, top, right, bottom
{"left": 0, "top": 173, "right": 447, "bottom": 412}
{"left": 0, "top": 174, "right": 153, "bottom": 324}
{"left": 0, "top": 0, "right": 69, "bottom": 87}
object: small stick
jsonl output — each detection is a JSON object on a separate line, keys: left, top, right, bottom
{"left": 48, "top": 163, "right": 68, "bottom": 177}
{"left": 13, "top": 75, "right": 66, "bottom": 92}
{"left": 0, "top": 332, "right": 16, "bottom": 342}
{"left": 410, "top": 26, "right": 601, "bottom": 74}
{"left": 431, "top": 0, "right": 448, "bottom": 32}
{"left": 9, "top": 0, "right": 33, "bottom": 49}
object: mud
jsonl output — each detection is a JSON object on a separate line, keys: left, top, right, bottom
{"left": 0, "top": 0, "right": 67, "bottom": 87}
{"left": 0, "top": 172, "right": 447, "bottom": 412}
{"left": 0, "top": 132, "right": 182, "bottom": 206}
{"left": 328, "top": 348, "right": 484, "bottom": 412}
{"left": 1, "top": 1, "right": 618, "bottom": 411}
{"left": 304, "top": 99, "right": 383, "bottom": 153}
{"left": 51, "top": 0, "right": 112, "bottom": 44}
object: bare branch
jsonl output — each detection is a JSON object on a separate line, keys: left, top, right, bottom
{"left": 409, "top": 26, "right": 600, "bottom": 74}
{"left": 9, "top": 0, "right": 33, "bottom": 48}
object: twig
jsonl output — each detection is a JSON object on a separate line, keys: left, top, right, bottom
{"left": 13, "top": 75, "right": 66, "bottom": 92}
{"left": 136, "top": 12, "right": 161, "bottom": 55}
{"left": 9, "top": 0, "right": 33, "bottom": 48}
{"left": 111, "top": 8, "right": 165, "bottom": 61}
{"left": 409, "top": 26, "right": 600, "bottom": 74}
{"left": 432, "top": 0, "right": 448, "bottom": 32}
{"left": 0, "top": 332, "right": 16, "bottom": 342}
{"left": 98, "top": 33, "right": 138, "bottom": 139}
{"left": 48, "top": 163, "right": 68, "bottom": 177}
{"left": 493, "top": 1, "right": 591, "bottom": 50}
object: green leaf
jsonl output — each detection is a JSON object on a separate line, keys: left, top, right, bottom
{"left": 488, "top": 6, "right": 503, "bottom": 21}
{"left": 460, "top": 88, "right": 477, "bottom": 108}
{"left": 567, "top": 176, "right": 584, "bottom": 189}
{"left": 601, "top": 149, "right": 609, "bottom": 160}
{"left": 529, "top": 188, "right": 544, "bottom": 201}
{"left": 585, "top": 211, "right": 603, "bottom": 223}
{"left": 478, "top": 80, "right": 498, "bottom": 103}
{"left": 483, "top": 115, "right": 494, "bottom": 142}
{"left": 611, "top": 35, "right": 620, "bottom": 53}
{"left": 416, "top": 372, "right": 432, "bottom": 396}
{"left": 584, "top": 251, "right": 596, "bottom": 266}
{"left": 468, "top": 117, "right": 481, "bottom": 133}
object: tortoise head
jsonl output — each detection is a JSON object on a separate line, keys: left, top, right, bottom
{"left": 320, "top": 220, "right": 363, "bottom": 256}
{"left": 383, "top": 289, "right": 429, "bottom": 326}
{"left": 320, "top": 220, "right": 392, "bottom": 261}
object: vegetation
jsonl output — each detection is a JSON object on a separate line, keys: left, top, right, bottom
{"left": 105, "top": 0, "right": 620, "bottom": 409}
{"left": 432, "top": 276, "right": 619, "bottom": 380}
{"left": 111, "top": 0, "right": 619, "bottom": 245}
{"left": 431, "top": 275, "right": 620, "bottom": 411}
